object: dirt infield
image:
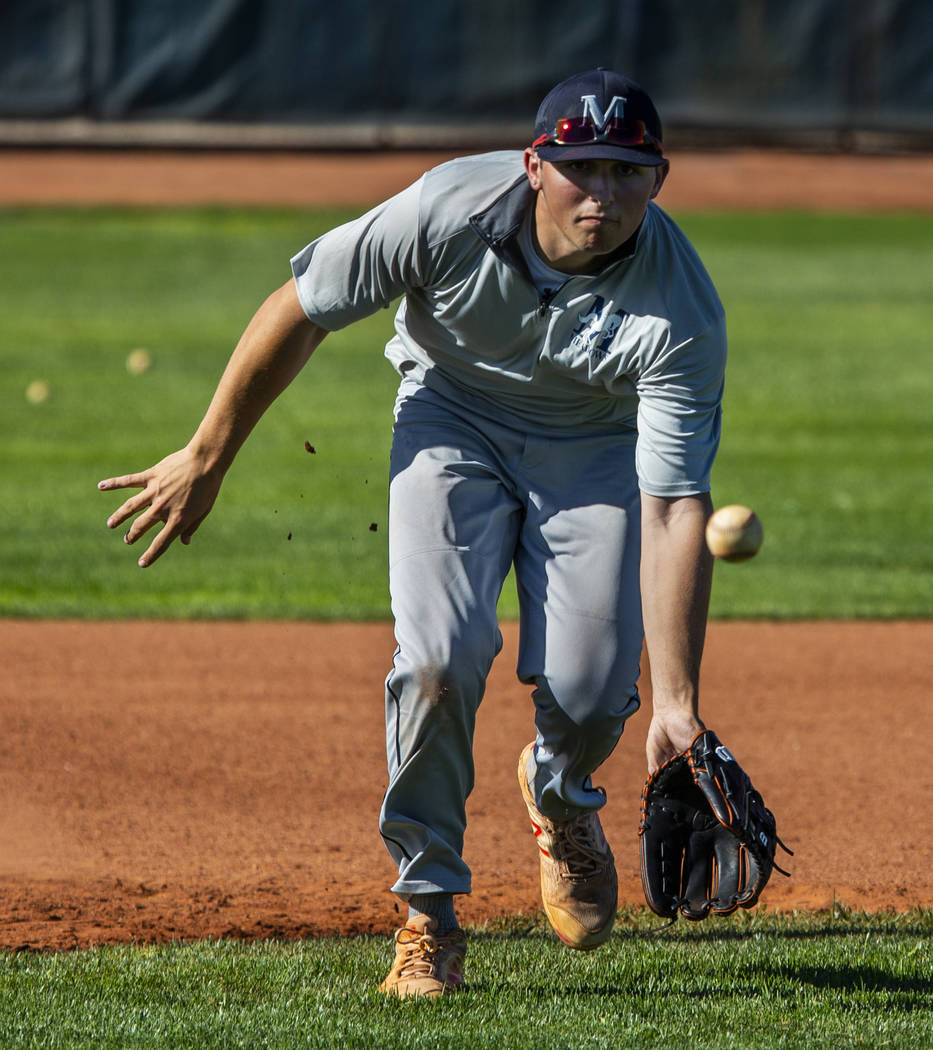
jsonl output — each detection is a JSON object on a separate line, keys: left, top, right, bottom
{"left": 4, "top": 147, "right": 933, "bottom": 210}
{"left": 2, "top": 149, "right": 931, "bottom": 950}
{"left": 2, "top": 620, "right": 931, "bottom": 951}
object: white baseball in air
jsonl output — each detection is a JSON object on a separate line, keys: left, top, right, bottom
{"left": 705, "top": 504, "right": 764, "bottom": 562}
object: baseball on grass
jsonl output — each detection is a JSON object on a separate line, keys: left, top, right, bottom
{"left": 25, "top": 379, "right": 51, "bottom": 404}
{"left": 126, "top": 348, "right": 152, "bottom": 375}
{"left": 705, "top": 504, "right": 764, "bottom": 562}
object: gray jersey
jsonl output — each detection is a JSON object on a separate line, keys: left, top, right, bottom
{"left": 291, "top": 151, "right": 726, "bottom": 496}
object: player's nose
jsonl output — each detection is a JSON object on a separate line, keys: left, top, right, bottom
{"left": 584, "top": 166, "right": 617, "bottom": 205}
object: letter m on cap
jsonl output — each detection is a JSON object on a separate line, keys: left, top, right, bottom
{"left": 581, "top": 94, "right": 626, "bottom": 129}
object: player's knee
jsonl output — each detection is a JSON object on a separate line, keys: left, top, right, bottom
{"left": 392, "top": 632, "right": 499, "bottom": 712}
{"left": 532, "top": 667, "right": 640, "bottom": 758}
{"left": 580, "top": 693, "right": 639, "bottom": 734}
{"left": 544, "top": 661, "right": 640, "bottom": 724}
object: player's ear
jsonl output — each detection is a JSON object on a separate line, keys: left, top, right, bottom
{"left": 649, "top": 159, "right": 670, "bottom": 200}
{"left": 524, "top": 148, "right": 544, "bottom": 191}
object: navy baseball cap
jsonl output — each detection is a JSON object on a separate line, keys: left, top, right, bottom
{"left": 532, "top": 69, "right": 665, "bottom": 166}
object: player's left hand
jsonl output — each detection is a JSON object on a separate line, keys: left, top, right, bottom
{"left": 644, "top": 710, "right": 704, "bottom": 773}
{"left": 638, "top": 729, "right": 792, "bottom": 920}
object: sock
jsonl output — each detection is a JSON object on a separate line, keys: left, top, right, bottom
{"left": 408, "top": 892, "right": 458, "bottom": 935}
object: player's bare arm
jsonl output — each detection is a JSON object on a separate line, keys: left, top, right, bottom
{"left": 99, "top": 279, "right": 325, "bottom": 567}
{"left": 639, "top": 491, "right": 714, "bottom": 771}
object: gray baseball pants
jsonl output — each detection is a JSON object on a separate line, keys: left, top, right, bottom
{"left": 379, "top": 382, "right": 643, "bottom": 898}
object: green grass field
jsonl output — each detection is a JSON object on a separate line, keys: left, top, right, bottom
{"left": 2, "top": 911, "right": 930, "bottom": 1049}
{"left": 1, "top": 207, "right": 931, "bottom": 618}
{"left": 2, "top": 205, "right": 931, "bottom": 1047}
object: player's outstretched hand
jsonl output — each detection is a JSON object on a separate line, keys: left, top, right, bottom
{"left": 98, "top": 447, "right": 225, "bottom": 567}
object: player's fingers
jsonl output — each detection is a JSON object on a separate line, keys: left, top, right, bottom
{"left": 646, "top": 730, "right": 677, "bottom": 773}
{"left": 180, "top": 510, "right": 210, "bottom": 545}
{"left": 136, "top": 516, "right": 187, "bottom": 567}
{"left": 97, "top": 472, "right": 150, "bottom": 493}
{"left": 136, "top": 535, "right": 168, "bottom": 568}
{"left": 100, "top": 471, "right": 159, "bottom": 529}
{"left": 121, "top": 505, "right": 168, "bottom": 545}
{"left": 105, "top": 489, "right": 158, "bottom": 531}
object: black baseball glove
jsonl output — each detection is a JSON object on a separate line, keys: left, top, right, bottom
{"left": 638, "top": 730, "right": 791, "bottom": 920}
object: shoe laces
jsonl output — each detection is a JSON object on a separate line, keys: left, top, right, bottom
{"left": 394, "top": 927, "right": 452, "bottom": 978}
{"left": 552, "top": 812, "right": 609, "bottom": 880}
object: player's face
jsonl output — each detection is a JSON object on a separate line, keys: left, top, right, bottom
{"left": 524, "top": 150, "right": 668, "bottom": 274}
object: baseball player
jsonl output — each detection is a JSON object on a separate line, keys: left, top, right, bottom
{"left": 100, "top": 69, "right": 726, "bottom": 997}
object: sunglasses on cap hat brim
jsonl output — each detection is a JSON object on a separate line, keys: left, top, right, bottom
{"left": 532, "top": 115, "right": 664, "bottom": 163}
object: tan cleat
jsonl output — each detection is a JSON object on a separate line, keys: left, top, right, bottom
{"left": 518, "top": 742, "right": 618, "bottom": 950}
{"left": 379, "top": 915, "right": 466, "bottom": 998}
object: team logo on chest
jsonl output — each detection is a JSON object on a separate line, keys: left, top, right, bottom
{"left": 569, "top": 296, "right": 626, "bottom": 358}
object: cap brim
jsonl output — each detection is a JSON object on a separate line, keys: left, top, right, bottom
{"left": 534, "top": 142, "right": 666, "bottom": 167}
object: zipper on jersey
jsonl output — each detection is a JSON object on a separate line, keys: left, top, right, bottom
{"left": 538, "top": 289, "right": 556, "bottom": 317}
